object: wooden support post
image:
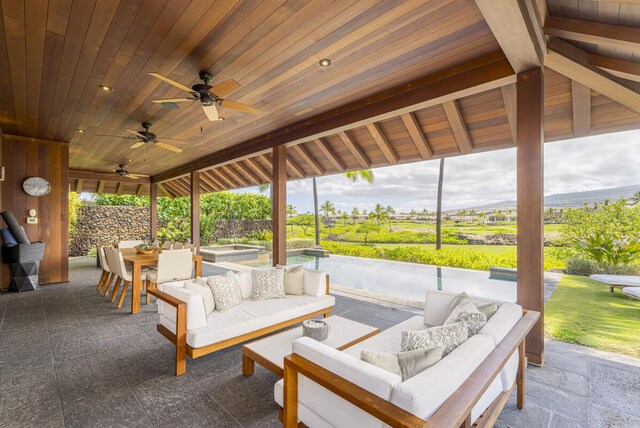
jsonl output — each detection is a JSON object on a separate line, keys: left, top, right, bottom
{"left": 517, "top": 67, "right": 545, "bottom": 367}
{"left": 150, "top": 183, "right": 158, "bottom": 241}
{"left": 190, "top": 172, "right": 200, "bottom": 246}
{"left": 272, "top": 145, "right": 287, "bottom": 266}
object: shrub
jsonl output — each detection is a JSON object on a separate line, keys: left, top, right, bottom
{"left": 249, "top": 229, "right": 272, "bottom": 241}
{"left": 566, "top": 256, "right": 640, "bottom": 276}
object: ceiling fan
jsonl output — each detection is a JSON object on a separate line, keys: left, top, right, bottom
{"left": 124, "top": 122, "right": 184, "bottom": 153}
{"left": 113, "top": 164, "right": 148, "bottom": 180}
{"left": 149, "top": 71, "right": 261, "bottom": 121}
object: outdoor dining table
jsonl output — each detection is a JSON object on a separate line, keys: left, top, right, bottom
{"left": 122, "top": 249, "right": 203, "bottom": 314}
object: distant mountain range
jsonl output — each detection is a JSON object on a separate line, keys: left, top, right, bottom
{"left": 463, "top": 184, "right": 640, "bottom": 211}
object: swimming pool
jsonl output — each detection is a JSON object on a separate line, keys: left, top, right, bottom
{"left": 247, "top": 254, "right": 517, "bottom": 303}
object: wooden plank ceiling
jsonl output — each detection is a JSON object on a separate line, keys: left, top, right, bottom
{"left": 1, "top": 0, "right": 640, "bottom": 197}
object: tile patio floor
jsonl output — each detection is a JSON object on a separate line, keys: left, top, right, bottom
{"left": 0, "top": 257, "right": 638, "bottom": 427}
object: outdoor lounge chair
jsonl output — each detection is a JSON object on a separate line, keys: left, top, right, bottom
{"left": 623, "top": 288, "right": 640, "bottom": 300}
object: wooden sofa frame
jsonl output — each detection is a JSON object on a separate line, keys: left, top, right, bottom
{"left": 280, "top": 310, "right": 540, "bottom": 428}
{"left": 148, "top": 275, "right": 333, "bottom": 376}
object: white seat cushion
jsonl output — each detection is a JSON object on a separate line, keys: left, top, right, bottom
{"left": 185, "top": 295, "right": 335, "bottom": 348}
{"left": 342, "top": 316, "right": 426, "bottom": 358}
{"left": 623, "top": 287, "right": 640, "bottom": 299}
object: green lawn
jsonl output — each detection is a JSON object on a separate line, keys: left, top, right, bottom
{"left": 545, "top": 275, "right": 640, "bottom": 358}
{"left": 375, "top": 243, "right": 518, "bottom": 255}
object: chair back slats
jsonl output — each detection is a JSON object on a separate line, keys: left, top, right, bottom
{"left": 156, "top": 249, "right": 193, "bottom": 283}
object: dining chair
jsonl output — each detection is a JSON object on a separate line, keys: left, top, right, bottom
{"left": 173, "top": 242, "right": 185, "bottom": 250}
{"left": 118, "top": 240, "right": 145, "bottom": 249}
{"left": 146, "top": 249, "right": 194, "bottom": 304}
{"left": 113, "top": 249, "right": 148, "bottom": 309}
{"left": 162, "top": 241, "right": 173, "bottom": 250}
{"left": 104, "top": 248, "right": 122, "bottom": 300}
{"left": 97, "top": 246, "right": 114, "bottom": 294}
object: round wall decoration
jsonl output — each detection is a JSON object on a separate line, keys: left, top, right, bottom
{"left": 22, "top": 177, "right": 51, "bottom": 197}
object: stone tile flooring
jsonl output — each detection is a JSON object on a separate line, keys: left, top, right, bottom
{"left": 0, "top": 258, "right": 638, "bottom": 427}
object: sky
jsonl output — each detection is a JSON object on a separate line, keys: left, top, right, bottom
{"left": 240, "top": 129, "right": 640, "bottom": 214}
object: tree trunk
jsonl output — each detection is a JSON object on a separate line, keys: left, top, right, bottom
{"left": 313, "top": 177, "right": 320, "bottom": 247}
{"left": 436, "top": 158, "right": 445, "bottom": 250}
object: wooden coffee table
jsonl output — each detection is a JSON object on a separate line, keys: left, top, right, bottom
{"left": 242, "top": 316, "right": 380, "bottom": 377}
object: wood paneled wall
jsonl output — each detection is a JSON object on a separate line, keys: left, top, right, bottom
{"left": 1, "top": 136, "right": 69, "bottom": 287}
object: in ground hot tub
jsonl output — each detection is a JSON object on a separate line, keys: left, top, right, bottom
{"left": 199, "top": 244, "right": 264, "bottom": 263}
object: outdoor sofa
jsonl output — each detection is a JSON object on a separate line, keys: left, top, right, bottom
{"left": 276, "top": 291, "right": 539, "bottom": 428}
{"left": 149, "top": 267, "right": 335, "bottom": 375}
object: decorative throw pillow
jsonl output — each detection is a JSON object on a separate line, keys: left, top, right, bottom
{"left": 444, "top": 295, "right": 487, "bottom": 336}
{"left": 448, "top": 292, "right": 498, "bottom": 320}
{"left": 184, "top": 277, "right": 215, "bottom": 316}
{"left": 208, "top": 272, "right": 242, "bottom": 312}
{"left": 361, "top": 347, "right": 444, "bottom": 381}
{"left": 251, "top": 267, "right": 285, "bottom": 301}
{"left": 278, "top": 265, "right": 304, "bottom": 295}
{"left": 401, "top": 322, "right": 468, "bottom": 356}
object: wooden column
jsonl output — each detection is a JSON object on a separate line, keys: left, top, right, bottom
{"left": 190, "top": 172, "right": 200, "bottom": 245}
{"left": 150, "top": 184, "right": 158, "bottom": 240}
{"left": 516, "top": 67, "right": 544, "bottom": 366}
{"left": 272, "top": 145, "right": 287, "bottom": 266}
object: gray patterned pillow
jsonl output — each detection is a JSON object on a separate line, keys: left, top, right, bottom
{"left": 448, "top": 292, "right": 498, "bottom": 320}
{"left": 444, "top": 295, "right": 487, "bottom": 336}
{"left": 401, "top": 322, "right": 468, "bottom": 356}
{"left": 251, "top": 267, "right": 285, "bottom": 301}
{"left": 208, "top": 271, "right": 242, "bottom": 312}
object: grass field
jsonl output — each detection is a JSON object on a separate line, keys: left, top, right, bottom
{"left": 545, "top": 275, "right": 640, "bottom": 358}
{"left": 374, "top": 243, "right": 518, "bottom": 254}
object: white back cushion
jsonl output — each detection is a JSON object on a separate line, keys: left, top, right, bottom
{"left": 158, "top": 282, "right": 207, "bottom": 331}
{"left": 235, "top": 271, "right": 253, "bottom": 299}
{"left": 423, "top": 291, "right": 504, "bottom": 326}
{"left": 292, "top": 337, "right": 401, "bottom": 428}
{"left": 478, "top": 302, "right": 522, "bottom": 345}
{"left": 303, "top": 269, "right": 327, "bottom": 296}
{"left": 391, "top": 334, "right": 495, "bottom": 420}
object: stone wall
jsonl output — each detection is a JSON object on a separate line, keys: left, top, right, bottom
{"left": 69, "top": 205, "right": 272, "bottom": 256}
{"left": 70, "top": 205, "right": 150, "bottom": 256}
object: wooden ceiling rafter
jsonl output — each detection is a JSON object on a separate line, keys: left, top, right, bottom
{"left": 338, "top": 131, "right": 370, "bottom": 169}
{"left": 286, "top": 158, "right": 305, "bottom": 179}
{"left": 572, "top": 80, "right": 591, "bottom": 138}
{"left": 500, "top": 84, "right": 517, "bottom": 143}
{"left": 292, "top": 144, "right": 325, "bottom": 176}
{"left": 69, "top": 168, "right": 150, "bottom": 184}
{"left": 76, "top": 179, "right": 84, "bottom": 193}
{"left": 233, "top": 161, "right": 263, "bottom": 185}
{"left": 544, "top": 16, "right": 640, "bottom": 51}
{"left": 116, "top": 182, "right": 124, "bottom": 195}
{"left": 314, "top": 138, "right": 346, "bottom": 172}
{"left": 136, "top": 184, "right": 145, "bottom": 196}
{"left": 220, "top": 164, "right": 250, "bottom": 188}
{"left": 545, "top": 38, "right": 640, "bottom": 114}
{"left": 243, "top": 157, "right": 272, "bottom": 183}
{"left": 400, "top": 113, "right": 432, "bottom": 160}
{"left": 589, "top": 54, "right": 640, "bottom": 84}
{"left": 210, "top": 168, "right": 237, "bottom": 189}
{"left": 200, "top": 173, "right": 222, "bottom": 192}
{"left": 366, "top": 123, "right": 398, "bottom": 164}
{"left": 157, "top": 183, "right": 173, "bottom": 199}
{"left": 97, "top": 181, "right": 105, "bottom": 194}
{"left": 443, "top": 100, "right": 473, "bottom": 154}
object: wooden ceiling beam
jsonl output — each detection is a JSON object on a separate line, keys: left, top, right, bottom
{"left": 501, "top": 84, "right": 517, "bottom": 143}
{"left": 366, "top": 123, "right": 398, "bottom": 164}
{"left": 400, "top": 113, "right": 432, "bottom": 160}
{"left": 157, "top": 183, "right": 173, "bottom": 198}
{"left": 244, "top": 158, "right": 272, "bottom": 183}
{"left": 545, "top": 16, "right": 640, "bottom": 51}
{"left": 572, "top": 80, "right": 591, "bottom": 138}
{"left": 200, "top": 173, "right": 221, "bottom": 192}
{"left": 292, "top": 144, "right": 325, "bottom": 176}
{"left": 97, "top": 180, "right": 105, "bottom": 194}
{"left": 70, "top": 168, "right": 150, "bottom": 184}
{"left": 161, "top": 181, "right": 180, "bottom": 198}
{"left": 286, "top": 158, "right": 305, "bottom": 179}
{"left": 314, "top": 138, "right": 346, "bottom": 172}
{"left": 338, "top": 131, "right": 370, "bottom": 169}
{"left": 545, "top": 38, "right": 640, "bottom": 114}
{"left": 75, "top": 179, "right": 84, "bottom": 193}
{"left": 116, "top": 182, "right": 124, "bottom": 195}
{"left": 210, "top": 168, "right": 236, "bottom": 189}
{"left": 475, "top": 0, "right": 545, "bottom": 72}
{"left": 220, "top": 165, "right": 250, "bottom": 188}
{"left": 152, "top": 52, "right": 515, "bottom": 183}
{"left": 3, "top": 134, "right": 69, "bottom": 146}
{"left": 443, "top": 101, "right": 473, "bottom": 154}
{"left": 589, "top": 54, "right": 640, "bottom": 83}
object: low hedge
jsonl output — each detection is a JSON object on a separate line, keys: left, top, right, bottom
{"left": 216, "top": 238, "right": 315, "bottom": 251}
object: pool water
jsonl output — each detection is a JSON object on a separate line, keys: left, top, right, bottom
{"left": 250, "top": 254, "right": 517, "bottom": 303}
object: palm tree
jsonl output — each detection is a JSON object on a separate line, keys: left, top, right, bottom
{"left": 436, "top": 158, "right": 445, "bottom": 250}
{"left": 320, "top": 200, "right": 336, "bottom": 219}
{"left": 341, "top": 211, "right": 350, "bottom": 225}
{"left": 369, "top": 203, "right": 389, "bottom": 227}
{"left": 312, "top": 170, "right": 374, "bottom": 246}
{"left": 286, "top": 204, "right": 297, "bottom": 217}
{"left": 630, "top": 191, "right": 640, "bottom": 206}
{"left": 351, "top": 207, "right": 360, "bottom": 226}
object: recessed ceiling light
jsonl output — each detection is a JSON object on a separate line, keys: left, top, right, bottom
{"left": 99, "top": 84, "right": 112, "bottom": 91}
{"left": 218, "top": 117, "right": 225, "bottom": 121}
{"left": 76, "top": 128, "right": 85, "bottom": 133}
{"left": 318, "top": 58, "right": 332, "bottom": 67}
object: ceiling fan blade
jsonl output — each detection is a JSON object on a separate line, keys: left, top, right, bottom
{"left": 149, "top": 72, "right": 194, "bottom": 93}
{"left": 209, "top": 79, "right": 240, "bottom": 97}
{"left": 156, "top": 142, "right": 183, "bottom": 153}
{"left": 202, "top": 104, "right": 219, "bottom": 121}
{"left": 130, "top": 142, "right": 145, "bottom": 149}
{"left": 125, "top": 128, "right": 147, "bottom": 139}
{"left": 220, "top": 99, "right": 261, "bottom": 115}
{"left": 151, "top": 98, "right": 194, "bottom": 104}
{"left": 128, "top": 173, "right": 148, "bottom": 179}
